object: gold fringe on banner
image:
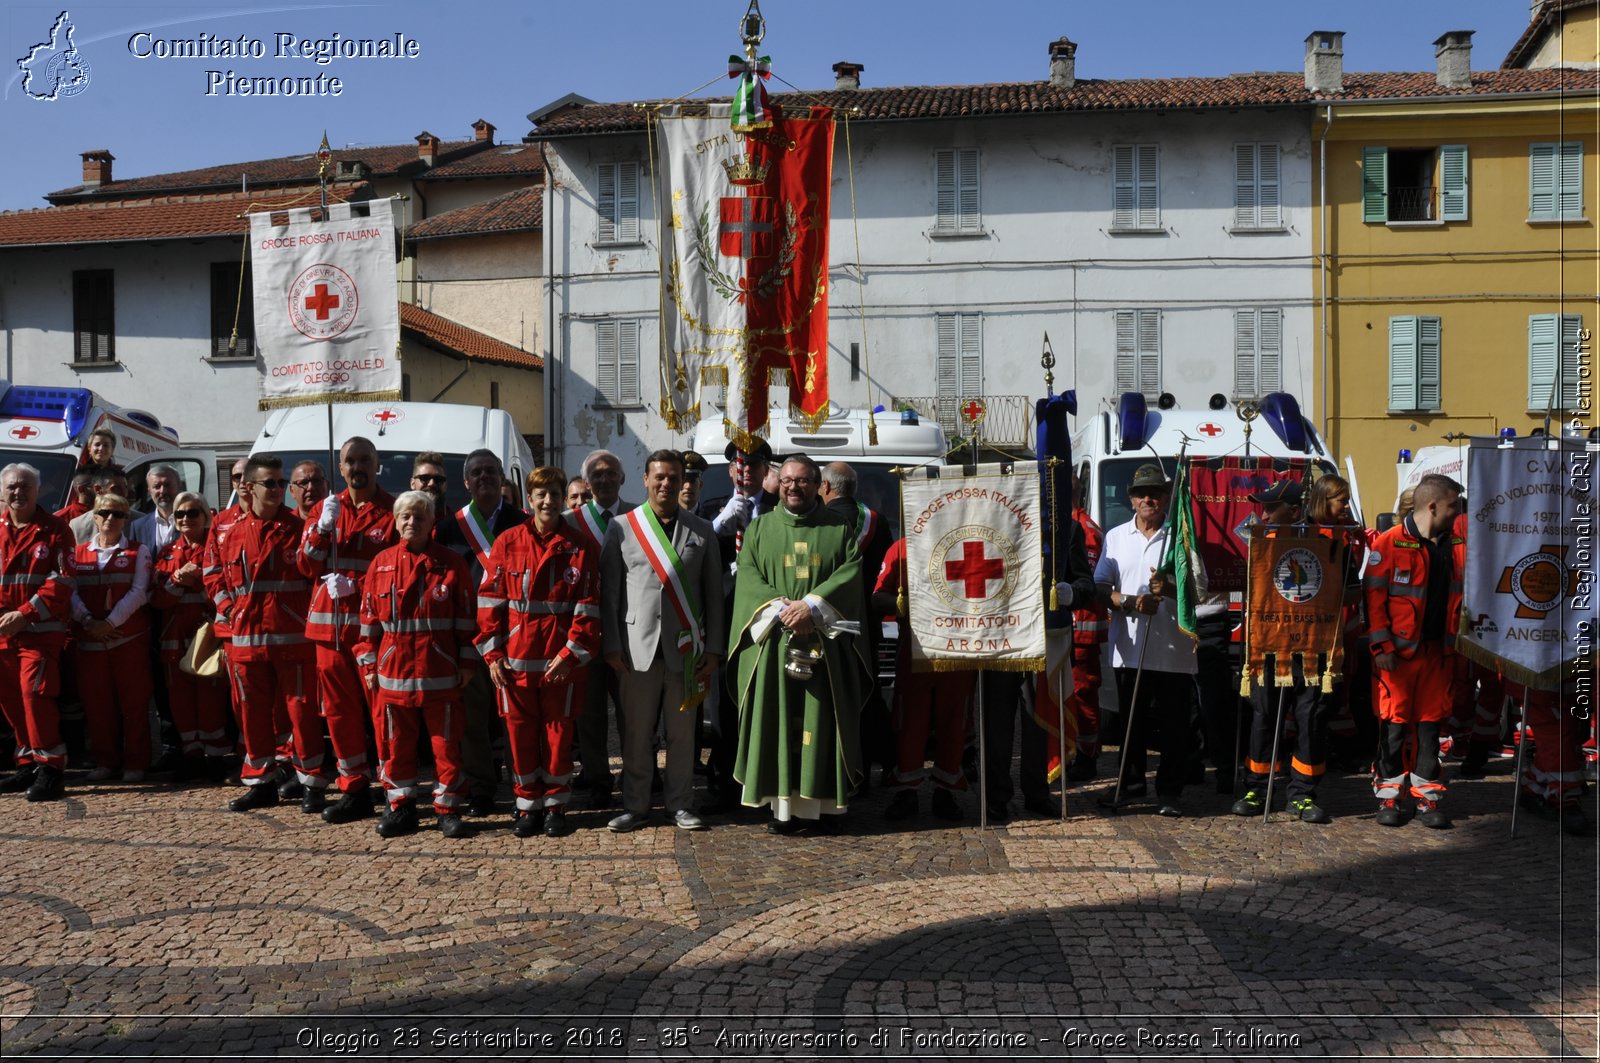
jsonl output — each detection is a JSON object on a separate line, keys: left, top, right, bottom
{"left": 258, "top": 389, "right": 401, "bottom": 412}
{"left": 920, "top": 656, "right": 1045, "bottom": 674}
{"left": 1455, "top": 637, "right": 1577, "bottom": 692}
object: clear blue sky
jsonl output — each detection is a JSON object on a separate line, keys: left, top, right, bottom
{"left": 0, "top": 0, "right": 1535, "bottom": 211}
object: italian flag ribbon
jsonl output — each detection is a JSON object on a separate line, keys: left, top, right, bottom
{"left": 728, "top": 54, "right": 772, "bottom": 132}
{"left": 624, "top": 506, "right": 707, "bottom": 712}
{"left": 576, "top": 500, "right": 608, "bottom": 548}
{"left": 455, "top": 501, "right": 495, "bottom": 572}
{"left": 855, "top": 501, "right": 877, "bottom": 550}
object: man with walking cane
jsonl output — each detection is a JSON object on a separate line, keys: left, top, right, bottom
{"left": 1093, "top": 463, "right": 1197, "bottom": 817}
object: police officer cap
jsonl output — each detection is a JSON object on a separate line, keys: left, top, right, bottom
{"left": 1128, "top": 464, "right": 1170, "bottom": 491}
{"left": 682, "top": 450, "right": 708, "bottom": 476}
{"left": 724, "top": 439, "right": 774, "bottom": 464}
{"left": 1249, "top": 479, "right": 1304, "bottom": 507}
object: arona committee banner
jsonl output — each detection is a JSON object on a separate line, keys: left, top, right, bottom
{"left": 1457, "top": 436, "right": 1597, "bottom": 689}
{"left": 902, "top": 465, "right": 1044, "bottom": 672}
{"left": 249, "top": 198, "right": 401, "bottom": 410}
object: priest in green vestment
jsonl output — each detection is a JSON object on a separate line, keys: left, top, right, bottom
{"left": 730, "top": 455, "right": 874, "bottom": 832}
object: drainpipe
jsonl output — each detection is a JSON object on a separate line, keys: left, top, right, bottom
{"left": 1319, "top": 103, "right": 1332, "bottom": 446}
{"left": 538, "top": 141, "right": 559, "bottom": 467}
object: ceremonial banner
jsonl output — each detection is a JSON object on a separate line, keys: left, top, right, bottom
{"left": 1457, "top": 437, "right": 1596, "bottom": 689}
{"left": 1244, "top": 532, "right": 1348, "bottom": 689}
{"left": 1188, "top": 456, "right": 1309, "bottom": 593}
{"left": 1161, "top": 459, "right": 1205, "bottom": 641}
{"left": 249, "top": 198, "right": 401, "bottom": 410}
{"left": 902, "top": 464, "right": 1044, "bottom": 671}
{"left": 656, "top": 104, "right": 832, "bottom": 447}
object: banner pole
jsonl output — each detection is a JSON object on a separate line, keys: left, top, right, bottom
{"left": 1509, "top": 696, "right": 1529, "bottom": 839}
{"left": 1057, "top": 678, "right": 1068, "bottom": 822}
{"left": 1261, "top": 681, "right": 1289, "bottom": 824}
{"left": 976, "top": 675, "right": 988, "bottom": 830}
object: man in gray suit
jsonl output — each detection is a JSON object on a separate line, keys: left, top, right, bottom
{"left": 601, "top": 449, "right": 724, "bottom": 832}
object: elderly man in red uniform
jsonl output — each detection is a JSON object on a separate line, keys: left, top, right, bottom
{"left": 0, "top": 463, "right": 77, "bottom": 801}
{"left": 299, "top": 436, "right": 396, "bottom": 823}
{"left": 478, "top": 466, "right": 602, "bottom": 838}
{"left": 356, "top": 490, "right": 477, "bottom": 839}
{"left": 207, "top": 454, "right": 316, "bottom": 812}
{"left": 1364, "top": 472, "right": 1464, "bottom": 829}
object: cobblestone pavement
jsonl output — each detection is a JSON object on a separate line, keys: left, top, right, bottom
{"left": 0, "top": 749, "right": 1594, "bottom": 1060}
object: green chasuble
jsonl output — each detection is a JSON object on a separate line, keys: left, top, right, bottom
{"left": 730, "top": 500, "right": 873, "bottom": 815}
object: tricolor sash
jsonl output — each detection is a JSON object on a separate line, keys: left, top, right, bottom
{"left": 576, "top": 501, "right": 608, "bottom": 547}
{"left": 855, "top": 502, "right": 877, "bottom": 550}
{"left": 624, "top": 505, "right": 707, "bottom": 711}
{"left": 455, "top": 502, "right": 495, "bottom": 572}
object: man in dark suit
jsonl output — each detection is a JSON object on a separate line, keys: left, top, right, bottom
{"left": 433, "top": 448, "right": 527, "bottom": 816}
{"left": 602, "top": 450, "right": 724, "bottom": 831}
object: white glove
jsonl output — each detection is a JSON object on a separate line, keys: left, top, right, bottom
{"left": 322, "top": 572, "right": 357, "bottom": 600}
{"left": 317, "top": 493, "right": 341, "bottom": 532}
{"left": 712, "top": 493, "right": 752, "bottom": 535}
{"left": 1055, "top": 581, "right": 1075, "bottom": 609}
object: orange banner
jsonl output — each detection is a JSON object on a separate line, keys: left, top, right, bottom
{"left": 1244, "top": 531, "right": 1349, "bottom": 689}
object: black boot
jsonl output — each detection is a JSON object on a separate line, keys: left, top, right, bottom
{"left": 227, "top": 784, "right": 279, "bottom": 812}
{"left": 300, "top": 786, "right": 327, "bottom": 815}
{"left": 321, "top": 787, "right": 374, "bottom": 824}
{"left": 0, "top": 764, "right": 39, "bottom": 793}
{"left": 25, "top": 765, "right": 64, "bottom": 802}
{"left": 376, "top": 801, "right": 419, "bottom": 838}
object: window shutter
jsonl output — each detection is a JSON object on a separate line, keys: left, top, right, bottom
{"left": 1439, "top": 145, "right": 1468, "bottom": 221}
{"left": 1558, "top": 142, "right": 1583, "bottom": 218}
{"left": 1112, "top": 145, "right": 1135, "bottom": 229}
{"left": 959, "top": 313, "right": 982, "bottom": 396}
{"left": 1362, "top": 147, "right": 1388, "bottom": 223}
{"left": 598, "top": 161, "right": 614, "bottom": 243}
{"left": 618, "top": 318, "right": 640, "bottom": 404}
{"left": 1257, "top": 144, "right": 1281, "bottom": 228}
{"left": 1136, "top": 309, "right": 1161, "bottom": 395}
{"left": 957, "top": 148, "right": 980, "bottom": 233}
{"left": 934, "top": 149, "right": 957, "bottom": 232}
{"left": 1135, "top": 144, "right": 1160, "bottom": 229}
{"left": 596, "top": 320, "right": 618, "bottom": 403}
{"left": 1232, "top": 310, "right": 1256, "bottom": 397}
{"left": 1114, "top": 310, "right": 1136, "bottom": 393}
{"left": 1528, "top": 314, "right": 1559, "bottom": 410}
{"left": 1258, "top": 309, "right": 1282, "bottom": 393}
{"left": 1233, "top": 145, "right": 1256, "bottom": 228}
{"left": 1529, "top": 143, "right": 1557, "bottom": 218}
{"left": 1417, "top": 316, "right": 1441, "bottom": 410}
{"left": 1389, "top": 316, "right": 1418, "bottom": 410}
{"left": 73, "top": 270, "right": 113, "bottom": 363}
{"left": 617, "top": 163, "right": 640, "bottom": 241}
{"left": 936, "top": 313, "right": 959, "bottom": 425}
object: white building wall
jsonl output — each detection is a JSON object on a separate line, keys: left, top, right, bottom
{"left": 414, "top": 231, "right": 542, "bottom": 353}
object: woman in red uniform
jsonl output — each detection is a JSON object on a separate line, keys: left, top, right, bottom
{"left": 71, "top": 493, "right": 153, "bottom": 781}
{"left": 153, "top": 491, "right": 232, "bottom": 780}
{"left": 355, "top": 490, "right": 477, "bottom": 840}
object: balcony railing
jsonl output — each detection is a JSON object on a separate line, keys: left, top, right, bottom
{"left": 1389, "top": 185, "right": 1436, "bottom": 222}
{"left": 894, "top": 394, "right": 1035, "bottom": 450}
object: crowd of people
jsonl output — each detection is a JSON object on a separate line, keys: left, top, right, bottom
{"left": 0, "top": 427, "right": 1592, "bottom": 839}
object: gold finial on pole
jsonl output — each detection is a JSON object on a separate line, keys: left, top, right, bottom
{"left": 1041, "top": 331, "right": 1057, "bottom": 397}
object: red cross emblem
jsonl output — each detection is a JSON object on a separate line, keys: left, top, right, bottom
{"left": 8, "top": 425, "right": 39, "bottom": 440}
{"left": 365, "top": 407, "right": 405, "bottom": 427}
{"left": 1197, "top": 422, "right": 1224, "bottom": 438}
{"left": 719, "top": 196, "right": 776, "bottom": 263}
{"left": 287, "top": 264, "right": 359, "bottom": 341}
{"left": 944, "top": 540, "right": 1006, "bottom": 600}
{"left": 302, "top": 283, "right": 340, "bottom": 321}
{"left": 960, "top": 399, "right": 987, "bottom": 426}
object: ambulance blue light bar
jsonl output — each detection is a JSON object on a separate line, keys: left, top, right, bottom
{"left": 1258, "top": 392, "right": 1309, "bottom": 453}
{"left": 1117, "top": 392, "right": 1148, "bottom": 452}
{"left": 0, "top": 386, "right": 93, "bottom": 439}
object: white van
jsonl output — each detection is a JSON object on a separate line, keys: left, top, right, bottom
{"left": 0, "top": 380, "right": 219, "bottom": 511}
{"left": 249, "top": 400, "right": 536, "bottom": 508}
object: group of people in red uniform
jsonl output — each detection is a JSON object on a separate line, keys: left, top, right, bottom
{"left": 0, "top": 437, "right": 1592, "bottom": 839}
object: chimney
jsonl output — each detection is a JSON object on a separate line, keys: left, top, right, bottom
{"left": 1049, "top": 37, "right": 1077, "bottom": 89}
{"left": 1304, "top": 30, "right": 1345, "bottom": 93}
{"left": 472, "top": 118, "right": 495, "bottom": 143}
{"left": 1434, "top": 30, "right": 1473, "bottom": 88}
{"left": 415, "top": 131, "right": 440, "bottom": 167}
{"left": 832, "top": 61, "right": 863, "bottom": 90}
{"left": 80, "top": 149, "right": 114, "bottom": 187}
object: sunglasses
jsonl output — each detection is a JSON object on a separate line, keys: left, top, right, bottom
{"left": 250, "top": 478, "right": 289, "bottom": 490}
{"left": 174, "top": 508, "right": 206, "bottom": 519}
{"left": 413, "top": 474, "right": 447, "bottom": 485}
{"left": 96, "top": 510, "right": 129, "bottom": 519}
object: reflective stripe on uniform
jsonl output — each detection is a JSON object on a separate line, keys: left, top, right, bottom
{"left": 376, "top": 673, "right": 460, "bottom": 693}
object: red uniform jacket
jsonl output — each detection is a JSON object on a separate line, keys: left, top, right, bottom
{"left": 300, "top": 488, "right": 397, "bottom": 646}
{"left": 1364, "top": 517, "right": 1464, "bottom": 660}
{"left": 475, "top": 521, "right": 601, "bottom": 681}
{"left": 72, "top": 540, "right": 150, "bottom": 647}
{"left": 207, "top": 503, "right": 248, "bottom": 640}
{"left": 0, "top": 508, "right": 76, "bottom": 644}
{"left": 205, "top": 508, "right": 313, "bottom": 663}
{"left": 153, "top": 535, "right": 213, "bottom": 662}
{"left": 1071, "top": 507, "right": 1109, "bottom": 649}
{"left": 873, "top": 538, "right": 916, "bottom": 671}
{"left": 354, "top": 541, "right": 476, "bottom": 707}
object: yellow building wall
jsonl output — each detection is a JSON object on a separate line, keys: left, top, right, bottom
{"left": 1525, "top": 6, "right": 1600, "bottom": 68}
{"left": 1315, "top": 102, "right": 1599, "bottom": 499}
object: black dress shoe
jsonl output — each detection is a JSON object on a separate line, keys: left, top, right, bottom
{"left": 438, "top": 813, "right": 474, "bottom": 839}
{"left": 511, "top": 810, "right": 545, "bottom": 838}
{"left": 376, "top": 802, "right": 419, "bottom": 838}
{"left": 1155, "top": 801, "right": 1183, "bottom": 818}
{"left": 0, "top": 764, "right": 38, "bottom": 793}
{"left": 25, "top": 765, "right": 64, "bottom": 802}
{"left": 321, "top": 788, "right": 374, "bottom": 824}
{"left": 228, "top": 784, "right": 279, "bottom": 812}
{"left": 300, "top": 787, "right": 327, "bottom": 815}
{"left": 278, "top": 778, "right": 305, "bottom": 801}
{"left": 766, "top": 817, "right": 804, "bottom": 835}
{"left": 542, "top": 807, "right": 570, "bottom": 837}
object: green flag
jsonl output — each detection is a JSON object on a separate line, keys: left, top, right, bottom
{"left": 1159, "top": 460, "right": 1203, "bottom": 642}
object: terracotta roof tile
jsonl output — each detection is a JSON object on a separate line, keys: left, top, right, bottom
{"left": 528, "top": 68, "right": 1600, "bottom": 136}
{"left": 0, "top": 185, "right": 363, "bottom": 247}
{"left": 400, "top": 302, "right": 541, "bottom": 370}
{"left": 409, "top": 185, "right": 541, "bottom": 241}
{"left": 46, "top": 140, "right": 494, "bottom": 202}
{"left": 418, "top": 144, "right": 544, "bottom": 180}
{"left": 1503, "top": 0, "right": 1596, "bottom": 68}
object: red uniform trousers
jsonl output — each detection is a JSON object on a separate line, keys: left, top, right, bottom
{"left": 0, "top": 636, "right": 67, "bottom": 769}
{"left": 1373, "top": 641, "right": 1453, "bottom": 802}
{"left": 500, "top": 674, "right": 585, "bottom": 812}
{"left": 1513, "top": 683, "right": 1588, "bottom": 808}
{"left": 377, "top": 694, "right": 465, "bottom": 813}
{"left": 313, "top": 644, "right": 375, "bottom": 792}
{"left": 891, "top": 669, "right": 974, "bottom": 790}
{"left": 1071, "top": 649, "right": 1103, "bottom": 758}
{"left": 226, "top": 654, "right": 308, "bottom": 786}
{"left": 78, "top": 635, "right": 154, "bottom": 773}
{"left": 164, "top": 661, "right": 231, "bottom": 757}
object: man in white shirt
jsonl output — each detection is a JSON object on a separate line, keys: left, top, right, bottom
{"left": 1093, "top": 463, "right": 1198, "bottom": 817}
{"left": 129, "top": 465, "right": 181, "bottom": 556}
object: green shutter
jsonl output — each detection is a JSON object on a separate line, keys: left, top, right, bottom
{"left": 1389, "top": 316, "right": 1417, "bottom": 409}
{"left": 1528, "top": 314, "right": 1559, "bottom": 410}
{"left": 1557, "top": 142, "right": 1584, "bottom": 218}
{"left": 1439, "top": 145, "right": 1468, "bottom": 221}
{"left": 1417, "top": 316, "right": 1441, "bottom": 410}
{"left": 1362, "top": 147, "right": 1388, "bottom": 223}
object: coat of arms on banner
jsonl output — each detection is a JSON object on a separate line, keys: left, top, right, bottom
{"left": 901, "top": 465, "right": 1045, "bottom": 672}
{"left": 656, "top": 105, "right": 832, "bottom": 448}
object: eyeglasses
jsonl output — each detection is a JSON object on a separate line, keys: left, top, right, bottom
{"left": 413, "top": 474, "right": 447, "bottom": 485}
{"left": 465, "top": 468, "right": 502, "bottom": 480}
{"left": 291, "top": 477, "right": 325, "bottom": 488}
{"left": 95, "top": 510, "right": 129, "bottom": 519}
{"left": 230, "top": 473, "right": 245, "bottom": 482}
{"left": 174, "top": 508, "right": 206, "bottom": 519}
{"left": 250, "top": 478, "right": 289, "bottom": 490}
{"left": 778, "top": 477, "right": 815, "bottom": 487}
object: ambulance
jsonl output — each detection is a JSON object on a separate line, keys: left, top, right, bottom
{"left": 249, "top": 400, "right": 536, "bottom": 508}
{"left": 0, "top": 380, "right": 220, "bottom": 511}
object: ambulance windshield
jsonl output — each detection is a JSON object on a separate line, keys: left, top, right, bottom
{"left": 0, "top": 451, "right": 79, "bottom": 511}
